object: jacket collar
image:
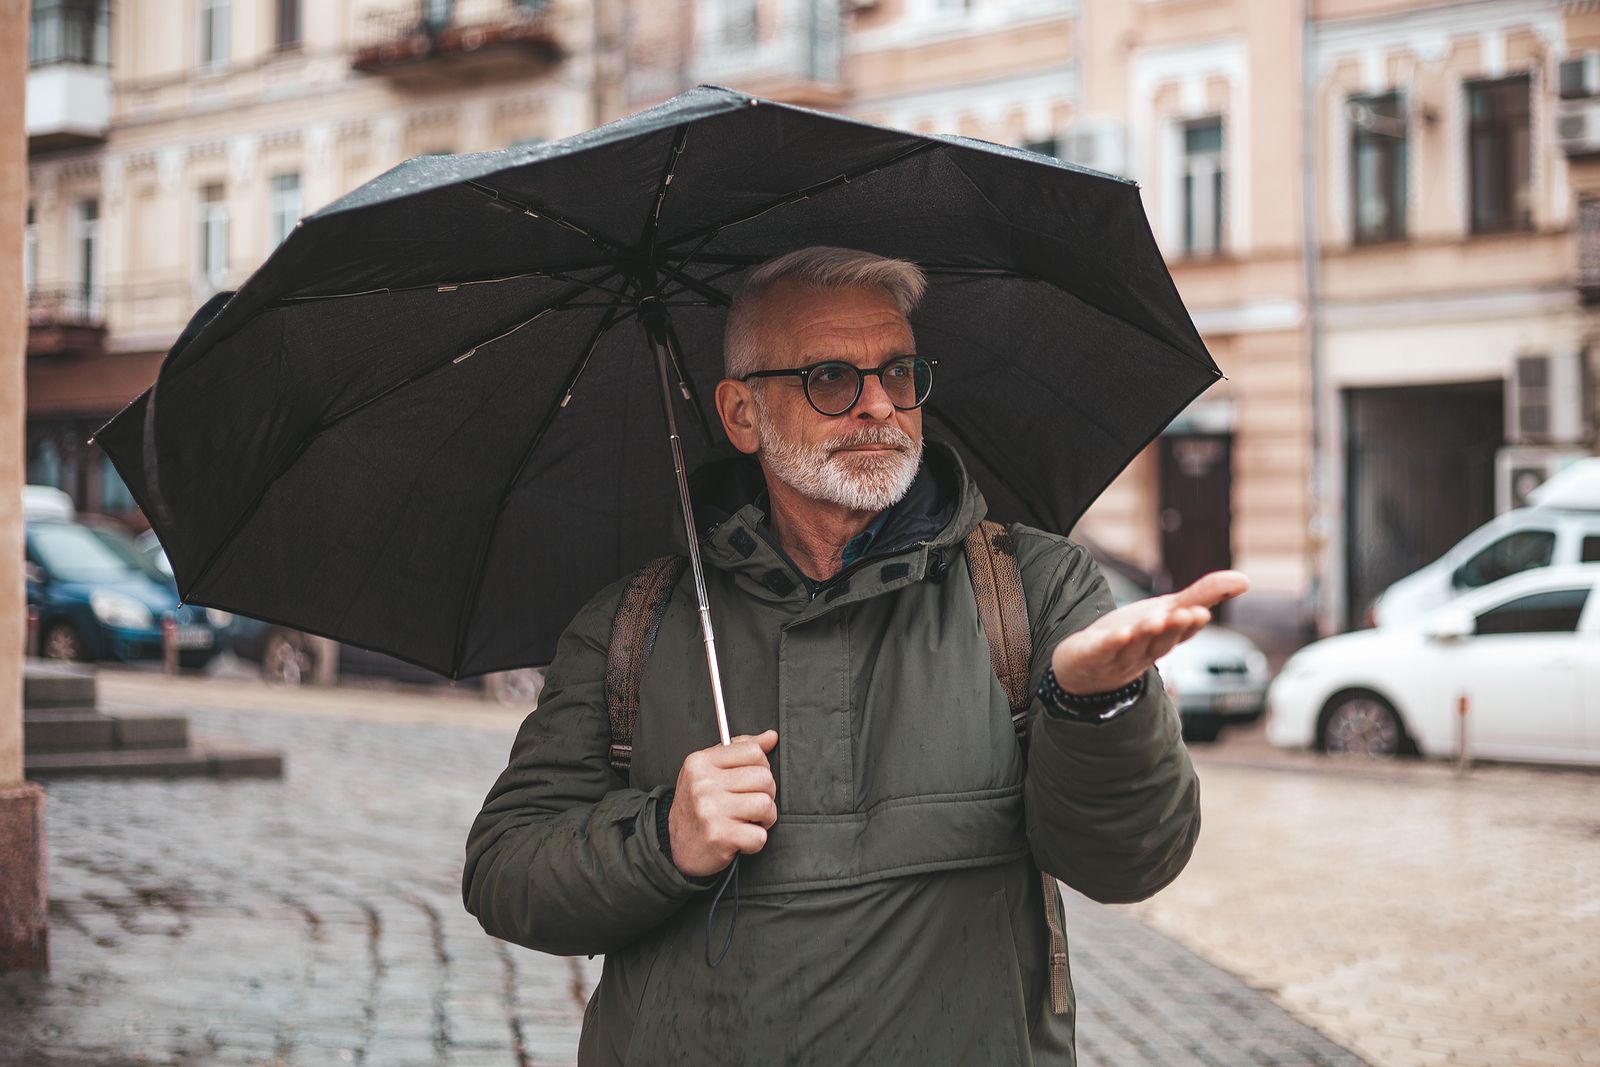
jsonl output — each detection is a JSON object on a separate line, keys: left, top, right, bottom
{"left": 675, "top": 438, "right": 989, "bottom": 609}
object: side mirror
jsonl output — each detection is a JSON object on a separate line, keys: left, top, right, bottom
{"left": 23, "top": 561, "right": 46, "bottom": 586}
{"left": 1424, "top": 607, "right": 1474, "bottom": 642}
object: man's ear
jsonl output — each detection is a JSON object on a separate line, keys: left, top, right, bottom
{"left": 715, "top": 379, "right": 762, "bottom": 455}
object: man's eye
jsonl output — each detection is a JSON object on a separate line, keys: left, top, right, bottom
{"left": 814, "top": 366, "right": 848, "bottom": 384}
{"left": 885, "top": 362, "right": 913, "bottom": 380}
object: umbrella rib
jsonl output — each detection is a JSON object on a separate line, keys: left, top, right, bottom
{"left": 464, "top": 180, "right": 632, "bottom": 260}
{"left": 175, "top": 275, "right": 614, "bottom": 608}
{"left": 659, "top": 139, "right": 939, "bottom": 254}
{"left": 448, "top": 300, "right": 627, "bottom": 675}
{"left": 640, "top": 124, "right": 690, "bottom": 258}
{"left": 266, "top": 267, "right": 629, "bottom": 308}
{"left": 662, "top": 314, "right": 719, "bottom": 446}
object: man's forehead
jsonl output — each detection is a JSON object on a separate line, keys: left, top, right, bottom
{"left": 763, "top": 282, "right": 915, "bottom": 357}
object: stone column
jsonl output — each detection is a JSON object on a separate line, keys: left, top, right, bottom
{"left": 0, "top": 0, "right": 49, "bottom": 973}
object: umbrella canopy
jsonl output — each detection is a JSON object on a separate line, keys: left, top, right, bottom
{"left": 95, "top": 85, "right": 1220, "bottom": 679}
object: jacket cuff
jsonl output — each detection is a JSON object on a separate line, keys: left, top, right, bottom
{"left": 644, "top": 787, "right": 722, "bottom": 890}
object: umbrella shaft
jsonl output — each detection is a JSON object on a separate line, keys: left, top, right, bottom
{"left": 648, "top": 319, "right": 733, "bottom": 747}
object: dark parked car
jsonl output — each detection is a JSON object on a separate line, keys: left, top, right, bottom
{"left": 24, "top": 518, "right": 220, "bottom": 669}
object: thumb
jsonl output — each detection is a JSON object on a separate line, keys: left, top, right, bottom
{"left": 1170, "top": 570, "right": 1250, "bottom": 610}
{"left": 754, "top": 729, "right": 779, "bottom": 752}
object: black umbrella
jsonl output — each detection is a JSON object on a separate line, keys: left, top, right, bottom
{"left": 96, "top": 85, "right": 1219, "bottom": 741}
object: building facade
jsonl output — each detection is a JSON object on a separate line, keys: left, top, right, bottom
{"left": 25, "top": 0, "right": 1598, "bottom": 646}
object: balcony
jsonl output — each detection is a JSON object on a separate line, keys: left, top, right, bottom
{"left": 352, "top": 0, "right": 565, "bottom": 87}
{"left": 26, "top": 0, "right": 112, "bottom": 153}
{"left": 28, "top": 288, "right": 107, "bottom": 359}
{"left": 691, "top": 0, "right": 846, "bottom": 108}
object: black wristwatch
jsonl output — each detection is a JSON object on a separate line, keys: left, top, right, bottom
{"left": 1037, "top": 667, "right": 1146, "bottom": 724}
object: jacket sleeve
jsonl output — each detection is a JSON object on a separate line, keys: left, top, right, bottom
{"left": 462, "top": 581, "right": 707, "bottom": 956}
{"left": 1011, "top": 526, "right": 1201, "bottom": 904}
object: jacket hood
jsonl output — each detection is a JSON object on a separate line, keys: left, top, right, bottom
{"left": 671, "top": 438, "right": 989, "bottom": 608}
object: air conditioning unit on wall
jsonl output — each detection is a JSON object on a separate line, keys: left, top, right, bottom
{"left": 1496, "top": 447, "right": 1591, "bottom": 512}
{"left": 1556, "top": 98, "right": 1600, "bottom": 156}
{"left": 1507, "top": 350, "right": 1588, "bottom": 444}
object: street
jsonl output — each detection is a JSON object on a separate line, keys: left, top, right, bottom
{"left": 2, "top": 670, "right": 1592, "bottom": 1066}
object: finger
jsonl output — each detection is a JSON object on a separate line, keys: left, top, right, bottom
{"left": 717, "top": 765, "right": 777, "bottom": 797}
{"left": 721, "top": 791, "right": 779, "bottom": 828}
{"left": 707, "top": 736, "right": 775, "bottom": 769}
{"left": 1169, "top": 570, "right": 1250, "bottom": 611}
{"left": 727, "top": 822, "right": 769, "bottom": 855}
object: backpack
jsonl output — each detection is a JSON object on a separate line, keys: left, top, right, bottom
{"left": 603, "top": 517, "right": 1070, "bottom": 1014}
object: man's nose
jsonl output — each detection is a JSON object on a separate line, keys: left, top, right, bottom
{"left": 852, "top": 372, "right": 896, "bottom": 420}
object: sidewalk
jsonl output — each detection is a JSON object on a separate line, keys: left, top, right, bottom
{"left": 0, "top": 672, "right": 1370, "bottom": 1067}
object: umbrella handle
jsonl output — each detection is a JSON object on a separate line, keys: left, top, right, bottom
{"left": 643, "top": 300, "right": 734, "bottom": 747}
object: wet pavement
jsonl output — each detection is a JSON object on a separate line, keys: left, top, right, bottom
{"left": 0, "top": 673, "right": 1378, "bottom": 1065}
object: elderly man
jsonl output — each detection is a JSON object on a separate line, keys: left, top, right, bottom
{"left": 465, "top": 247, "right": 1246, "bottom": 1064}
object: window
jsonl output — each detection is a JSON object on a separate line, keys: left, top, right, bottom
{"left": 718, "top": 0, "right": 759, "bottom": 47}
{"left": 1181, "top": 118, "right": 1225, "bottom": 257}
{"left": 269, "top": 173, "right": 302, "bottom": 248}
{"left": 1582, "top": 535, "right": 1600, "bottom": 563}
{"left": 24, "top": 203, "right": 36, "bottom": 295}
{"left": 29, "top": 0, "right": 111, "bottom": 68}
{"left": 199, "top": 0, "right": 230, "bottom": 68}
{"left": 1022, "top": 136, "right": 1058, "bottom": 158}
{"left": 98, "top": 452, "right": 135, "bottom": 513}
{"left": 1454, "top": 529, "right": 1556, "bottom": 589}
{"left": 1467, "top": 75, "right": 1532, "bottom": 234}
{"left": 275, "top": 0, "right": 300, "bottom": 50}
{"left": 423, "top": 0, "right": 454, "bottom": 30}
{"left": 1350, "top": 92, "right": 1407, "bottom": 244}
{"left": 72, "top": 198, "right": 100, "bottom": 317}
{"left": 198, "top": 183, "right": 229, "bottom": 293}
{"left": 1475, "top": 588, "right": 1590, "bottom": 636}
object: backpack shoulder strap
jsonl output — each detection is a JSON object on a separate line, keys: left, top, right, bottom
{"left": 963, "top": 519, "right": 1034, "bottom": 737}
{"left": 605, "top": 555, "right": 688, "bottom": 774}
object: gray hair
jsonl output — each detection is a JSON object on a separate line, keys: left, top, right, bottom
{"left": 723, "top": 246, "right": 927, "bottom": 379}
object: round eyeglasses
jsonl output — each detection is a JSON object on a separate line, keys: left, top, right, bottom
{"left": 739, "top": 356, "right": 937, "bottom": 417}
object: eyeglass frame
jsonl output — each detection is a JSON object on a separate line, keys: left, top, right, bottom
{"left": 737, "top": 356, "right": 938, "bottom": 417}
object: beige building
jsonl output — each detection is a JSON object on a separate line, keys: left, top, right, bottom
{"left": 27, "top": 0, "right": 1596, "bottom": 647}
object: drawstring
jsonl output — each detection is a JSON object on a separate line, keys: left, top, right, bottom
{"left": 705, "top": 856, "right": 740, "bottom": 966}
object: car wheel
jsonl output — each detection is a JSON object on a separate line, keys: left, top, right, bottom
{"left": 485, "top": 668, "right": 545, "bottom": 707}
{"left": 1182, "top": 718, "right": 1222, "bottom": 744}
{"left": 261, "top": 629, "right": 313, "bottom": 686}
{"left": 1318, "top": 689, "right": 1405, "bottom": 757}
{"left": 40, "top": 622, "right": 88, "bottom": 663}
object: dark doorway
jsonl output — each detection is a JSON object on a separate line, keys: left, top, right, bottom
{"left": 1159, "top": 433, "right": 1234, "bottom": 598}
{"left": 1343, "top": 381, "right": 1503, "bottom": 628}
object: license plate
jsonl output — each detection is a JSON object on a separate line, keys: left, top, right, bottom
{"left": 172, "top": 625, "right": 214, "bottom": 650}
{"left": 1211, "top": 690, "right": 1258, "bottom": 713}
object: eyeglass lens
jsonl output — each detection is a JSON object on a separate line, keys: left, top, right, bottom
{"left": 808, "top": 358, "right": 933, "bottom": 415}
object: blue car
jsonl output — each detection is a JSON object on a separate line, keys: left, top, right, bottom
{"left": 23, "top": 518, "right": 220, "bottom": 669}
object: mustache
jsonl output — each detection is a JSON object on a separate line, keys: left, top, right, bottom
{"left": 824, "top": 424, "right": 916, "bottom": 453}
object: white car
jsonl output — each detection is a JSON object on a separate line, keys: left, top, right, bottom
{"left": 1268, "top": 564, "right": 1600, "bottom": 766}
{"left": 1372, "top": 458, "right": 1600, "bottom": 627}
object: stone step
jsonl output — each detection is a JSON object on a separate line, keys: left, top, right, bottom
{"left": 22, "top": 660, "right": 98, "bottom": 709}
{"left": 22, "top": 712, "right": 117, "bottom": 754}
{"left": 24, "top": 712, "right": 191, "bottom": 754}
{"left": 25, "top": 746, "right": 285, "bottom": 781}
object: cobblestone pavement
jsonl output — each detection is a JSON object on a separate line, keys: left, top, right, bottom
{"left": 0, "top": 673, "right": 1372, "bottom": 1066}
{"left": 1128, "top": 725, "right": 1600, "bottom": 1067}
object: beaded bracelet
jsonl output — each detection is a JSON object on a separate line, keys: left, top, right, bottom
{"left": 1037, "top": 667, "right": 1146, "bottom": 723}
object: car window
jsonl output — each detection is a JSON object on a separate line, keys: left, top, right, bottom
{"left": 1455, "top": 529, "right": 1556, "bottom": 589}
{"left": 1474, "top": 588, "right": 1590, "bottom": 636}
{"left": 28, "top": 523, "right": 146, "bottom": 584}
{"left": 1582, "top": 535, "right": 1600, "bottom": 564}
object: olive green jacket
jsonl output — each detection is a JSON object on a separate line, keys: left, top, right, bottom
{"left": 464, "top": 442, "right": 1200, "bottom": 1065}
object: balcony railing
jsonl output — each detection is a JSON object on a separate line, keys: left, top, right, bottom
{"left": 27, "top": 287, "right": 106, "bottom": 358}
{"left": 352, "top": 0, "right": 564, "bottom": 81}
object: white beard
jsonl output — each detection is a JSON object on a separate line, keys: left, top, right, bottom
{"left": 754, "top": 403, "right": 923, "bottom": 512}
